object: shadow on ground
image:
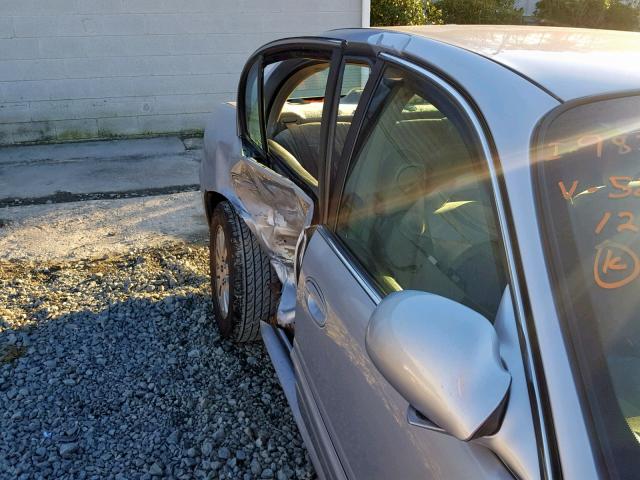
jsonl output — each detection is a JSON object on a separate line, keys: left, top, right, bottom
{"left": 0, "top": 245, "right": 313, "bottom": 480}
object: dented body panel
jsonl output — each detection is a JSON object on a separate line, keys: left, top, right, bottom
{"left": 200, "top": 102, "right": 314, "bottom": 326}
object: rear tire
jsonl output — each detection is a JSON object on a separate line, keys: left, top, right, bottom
{"left": 209, "top": 201, "right": 280, "bottom": 342}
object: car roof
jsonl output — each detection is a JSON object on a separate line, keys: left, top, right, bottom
{"left": 328, "top": 25, "right": 640, "bottom": 101}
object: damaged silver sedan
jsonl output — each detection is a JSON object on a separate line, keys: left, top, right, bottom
{"left": 200, "top": 26, "right": 640, "bottom": 480}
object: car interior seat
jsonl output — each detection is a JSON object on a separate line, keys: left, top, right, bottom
{"left": 367, "top": 116, "right": 506, "bottom": 317}
{"left": 271, "top": 122, "right": 352, "bottom": 183}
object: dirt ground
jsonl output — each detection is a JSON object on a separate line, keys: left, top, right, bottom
{"left": 0, "top": 191, "right": 208, "bottom": 262}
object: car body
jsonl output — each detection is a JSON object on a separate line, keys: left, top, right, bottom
{"left": 199, "top": 26, "right": 640, "bottom": 480}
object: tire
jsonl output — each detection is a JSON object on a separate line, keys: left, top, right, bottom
{"left": 209, "top": 201, "right": 280, "bottom": 342}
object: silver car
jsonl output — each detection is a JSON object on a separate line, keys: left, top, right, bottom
{"left": 199, "top": 26, "right": 640, "bottom": 480}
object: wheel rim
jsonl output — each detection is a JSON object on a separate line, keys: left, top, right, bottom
{"left": 214, "top": 225, "right": 230, "bottom": 317}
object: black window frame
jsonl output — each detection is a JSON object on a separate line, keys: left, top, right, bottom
{"left": 323, "top": 54, "right": 380, "bottom": 224}
{"left": 263, "top": 50, "right": 335, "bottom": 201}
{"left": 237, "top": 54, "right": 266, "bottom": 159}
{"left": 236, "top": 37, "right": 343, "bottom": 222}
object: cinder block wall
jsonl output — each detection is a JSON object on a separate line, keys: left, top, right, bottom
{"left": 0, "top": 0, "right": 364, "bottom": 145}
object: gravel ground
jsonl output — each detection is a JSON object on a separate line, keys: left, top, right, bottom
{"left": 0, "top": 242, "right": 314, "bottom": 480}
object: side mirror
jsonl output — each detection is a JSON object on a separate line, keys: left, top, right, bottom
{"left": 365, "top": 291, "right": 511, "bottom": 441}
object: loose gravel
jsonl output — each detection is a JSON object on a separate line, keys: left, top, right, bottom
{"left": 0, "top": 243, "right": 314, "bottom": 480}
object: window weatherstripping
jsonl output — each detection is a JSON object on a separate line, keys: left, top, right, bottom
{"left": 317, "top": 226, "right": 382, "bottom": 305}
{"left": 236, "top": 55, "right": 264, "bottom": 161}
{"left": 323, "top": 58, "right": 375, "bottom": 223}
{"left": 326, "top": 58, "right": 385, "bottom": 228}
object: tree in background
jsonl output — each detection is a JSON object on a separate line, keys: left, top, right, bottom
{"left": 423, "top": 1, "right": 445, "bottom": 24}
{"left": 371, "top": 0, "right": 426, "bottom": 26}
{"left": 437, "top": 0, "right": 523, "bottom": 24}
{"left": 535, "top": 0, "right": 640, "bottom": 31}
{"left": 371, "top": 0, "right": 639, "bottom": 29}
{"left": 371, "top": 0, "right": 521, "bottom": 26}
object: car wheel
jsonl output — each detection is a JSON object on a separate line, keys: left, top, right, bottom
{"left": 209, "top": 201, "right": 280, "bottom": 342}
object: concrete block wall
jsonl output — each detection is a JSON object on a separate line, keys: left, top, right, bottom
{"left": 0, "top": 0, "right": 364, "bottom": 145}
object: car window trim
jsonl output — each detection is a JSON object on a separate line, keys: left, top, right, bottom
{"left": 316, "top": 48, "right": 344, "bottom": 223}
{"left": 263, "top": 56, "right": 333, "bottom": 198}
{"left": 257, "top": 57, "right": 267, "bottom": 153}
{"left": 326, "top": 58, "right": 385, "bottom": 228}
{"left": 323, "top": 54, "right": 377, "bottom": 224}
{"left": 316, "top": 225, "right": 382, "bottom": 305}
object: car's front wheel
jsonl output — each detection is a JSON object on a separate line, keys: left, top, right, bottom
{"left": 209, "top": 201, "right": 280, "bottom": 342}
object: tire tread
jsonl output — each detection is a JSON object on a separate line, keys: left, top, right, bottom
{"left": 211, "top": 201, "right": 279, "bottom": 343}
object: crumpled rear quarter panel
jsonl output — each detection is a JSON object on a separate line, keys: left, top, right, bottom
{"left": 200, "top": 102, "right": 314, "bottom": 326}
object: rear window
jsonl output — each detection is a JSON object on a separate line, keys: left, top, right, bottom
{"left": 535, "top": 94, "right": 640, "bottom": 478}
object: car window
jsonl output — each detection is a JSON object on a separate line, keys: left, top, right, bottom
{"left": 266, "top": 63, "right": 331, "bottom": 189}
{"left": 335, "top": 66, "right": 507, "bottom": 319}
{"left": 333, "top": 62, "right": 371, "bottom": 164}
{"left": 244, "top": 60, "right": 262, "bottom": 149}
{"left": 535, "top": 94, "right": 640, "bottom": 472}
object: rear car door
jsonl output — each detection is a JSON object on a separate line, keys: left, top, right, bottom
{"left": 259, "top": 41, "right": 345, "bottom": 207}
{"left": 237, "top": 39, "right": 343, "bottom": 203}
{"left": 293, "top": 59, "right": 526, "bottom": 478}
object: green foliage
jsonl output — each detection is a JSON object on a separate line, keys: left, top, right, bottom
{"left": 371, "top": 0, "right": 426, "bottom": 26}
{"left": 371, "top": 0, "right": 523, "bottom": 26}
{"left": 424, "top": 1, "right": 445, "bottom": 24}
{"left": 437, "top": 0, "right": 524, "bottom": 24}
{"left": 370, "top": 0, "right": 640, "bottom": 29}
{"left": 535, "top": 0, "right": 640, "bottom": 31}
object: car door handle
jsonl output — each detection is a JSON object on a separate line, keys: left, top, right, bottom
{"left": 304, "top": 278, "right": 326, "bottom": 327}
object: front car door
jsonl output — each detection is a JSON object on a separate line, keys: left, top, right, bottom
{"left": 293, "top": 57, "right": 538, "bottom": 478}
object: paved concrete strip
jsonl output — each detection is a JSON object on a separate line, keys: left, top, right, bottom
{"left": 0, "top": 137, "right": 188, "bottom": 165}
{"left": 0, "top": 185, "right": 199, "bottom": 208}
{"left": 0, "top": 191, "right": 208, "bottom": 262}
{"left": 0, "top": 139, "right": 201, "bottom": 201}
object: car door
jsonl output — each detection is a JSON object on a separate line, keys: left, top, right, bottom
{"left": 260, "top": 42, "right": 346, "bottom": 208}
{"left": 293, "top": 59, "right": 527, "bottom": 479}
{"left": 237, "top": 39, "right": 342, "bottom": 201}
